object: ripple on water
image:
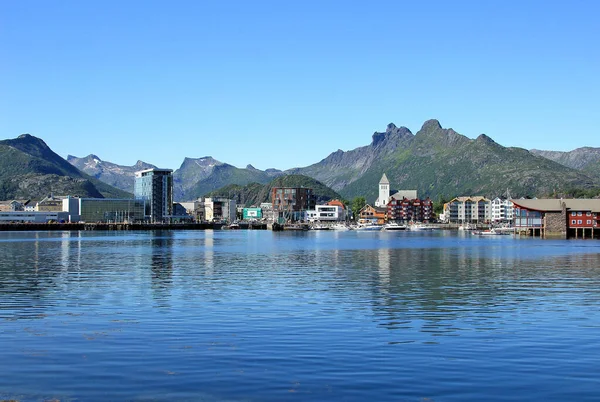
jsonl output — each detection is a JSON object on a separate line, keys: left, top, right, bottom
{"left": 1, "top": 230, "right": 600, "bottom": 401}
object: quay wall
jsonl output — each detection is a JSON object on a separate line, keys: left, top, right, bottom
{"left": 0, "top": 222, "right": 243, "bottom": 231}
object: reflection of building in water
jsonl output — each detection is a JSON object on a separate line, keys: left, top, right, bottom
{"left": 203, "top": 230, "right": 214, "bottom": 275}
{"left": 150, "top": 231, "right": 174, "bottom": 307}
{"left": 377, "top": 248, "right": 391, "bottom": 287}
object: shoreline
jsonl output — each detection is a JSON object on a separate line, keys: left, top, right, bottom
{"left": 0, "top": 222, "right": 237, "bottom": 231}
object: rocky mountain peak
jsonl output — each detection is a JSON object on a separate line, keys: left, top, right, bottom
{"left": 476, "top": 134, "right": 496, "bottom": 145}
{"left": 372, "top": 124, "right": 413, "bottom": 147}
{"left": 421, "top": 119, "right": 442, "bottom": 131}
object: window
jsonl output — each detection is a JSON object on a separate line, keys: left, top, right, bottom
{"left": 587, "top": 220, "right": 592, "bottom": 225}
{"left": 571, "top": 220, "right": 576, "bottom": 225}
{"left": 578, "top": 220, "right": 582, "bottom": 224}
{"left": 586, "top": 212, "right": 591, "bottom": 216}
{"left": 578, "top": 212, "right": 582, "bottom": 216}
{"left": 571, "top": 212, "right": 576, "bottom": 216}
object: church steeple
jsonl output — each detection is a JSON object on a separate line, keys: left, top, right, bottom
{"left": 375, "top": 173, "right": 390, "bottom": 207}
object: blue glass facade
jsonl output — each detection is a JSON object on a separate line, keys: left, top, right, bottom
{"left": 134, "top": 168, "right": 173, "bottom": 223}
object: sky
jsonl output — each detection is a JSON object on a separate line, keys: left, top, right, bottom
{"left": 1, "top": 1, "right": 599, "bottom": 171}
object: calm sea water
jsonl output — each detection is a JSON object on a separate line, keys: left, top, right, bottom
{"left": 1, "top": 229, "right": 600, "bottom": 401}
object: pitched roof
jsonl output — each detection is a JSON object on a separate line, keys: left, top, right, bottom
{"left": 511, "top": 198, "right": 600, "bottom": 212}
{"left": 450, "top": 196, "right": 490, "bottom": 203}
{"left": 391, "top": 190, "right": 418, "bottom": 200}
{"left": 379, "top": 173, "right": 389, "bottom": 184}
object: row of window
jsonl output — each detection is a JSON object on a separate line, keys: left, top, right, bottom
{"left": 571, "top": 220, "right": 595, "bottom": 225}
{"left": 571, "top": 211, "right": 596, "bottom": 217}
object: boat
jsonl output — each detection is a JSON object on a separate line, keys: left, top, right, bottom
{"left": 355, "top": 223, "right": 383, "bottom": 231}
{"left": 332, "top": 223, "right": 352, "bottom": 231}
{"left": 311, "top": 223, "right": 331, "bottom": 230}
{"left": 227, "top": 223, "right": 240, "bottom": 229}
{"left": 408, "top": 223, "right": 434, "bottom": 231}
{"left": 383, "top": 222, "right": 407, "bottom": 231}
{"left": 458, "top": 223, "right": 476, "bottom": 231}
{"left": 472, "top": 228, "right": 510, "bottom": 236}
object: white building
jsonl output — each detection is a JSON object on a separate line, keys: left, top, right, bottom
{"left": 260, "top": 202, "right": 275, "bottom": 222}
{"left": 306, "top": 204, "right": 346, "bottom": 222}
{"left": 0, "top": 211, "right": 69, "bottom": 223}
{"left": 204, "top": 197, "right": 236, "bottom": 222}
{"left": 375, "top": 174, "right": 390, "bottom": 207}
{"left": 491, "top": 198, "right": 514, "bottom": 223}
{"left": 374, "top": 173, "right": 418, "bottom": 207}
{"left": 446, "top": 196, "right": 491, "bottom": 223}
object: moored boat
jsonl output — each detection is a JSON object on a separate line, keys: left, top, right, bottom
{"left": 355, "top": 223, "right": 383, "bottom": 231}
{"left": 458, "top": 223, "right": 476, "bottom": 231}
{"left": 408, "top": 223, "right": 434, "bottom": 231}
{"left": 311, "top": 223, "right": 331, "bottom": 230}
{"left": 383, "top": 222, "right": 407, "bottom": 231}
{"left": 472, "top": 228, "right": 510, "bottom": 236}
{"left": 332, "top": 223, "right": 352, "bottom": 231}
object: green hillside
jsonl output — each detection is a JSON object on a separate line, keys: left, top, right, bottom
{"left": 0, "top": 134, "right": 132, "bottom": 200}
{"left": 206, "top": 174, "right": 343, "bottom": 207}
{"left": 291, "top": 120, "right": 598, "bottom": 203}
{"left": 184, "top": 164, "right": 278, "bottom": 201}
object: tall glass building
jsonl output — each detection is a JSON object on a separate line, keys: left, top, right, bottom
{"left": 134, "top": 168, "right": 173, "bottom": 223}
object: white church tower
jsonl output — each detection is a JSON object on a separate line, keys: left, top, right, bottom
{"left": 375, "top": 173, "right": 390, "bottom": 207}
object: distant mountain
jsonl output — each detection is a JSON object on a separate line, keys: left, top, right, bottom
{"left": 68, "top": 153, "right": 284, "bottom": 201}
{"left": 206, "top": 174, "right": 343, "bottom": 207}
{"left": 0, "top": 134, "right": 132, "bottom": 200}
{"left": 530, "top": 147, "right": 600, "bottom": 177}
{"left": 180, "top": 162, "right": 283, "bottom": 201}
{"left": 290, "top": 120, "right": 598, "bottom": 202}
{"left": 67, "top": 154, "right": 157, "bottom": 193}
{"left": 287, "top": 123, "right": 414, "bottom": 192}
{"left": 12, "top": 119, "right": 599, "bottom": 204}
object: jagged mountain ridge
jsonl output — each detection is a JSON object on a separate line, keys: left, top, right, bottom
{"left": 68, "top": 154, "right": 157, "bottom": 193}
{"left": 172, "top": 157, "right": 224, "bottom": 200}
{"left": 286, "top": 123, "right": 414, "bottom": 191}
{"left": 530, "top": 147, "right": 600, "bottom": 175}
{"left": 57, "top": 119, "right": 600, "bottom": 203}
{"left": 68, "top": 153, "right": 285, "bottom": 201}
{"left": 0, "top": 134, "right": 132, "bottom": 200}
{"left": 290, "top": 119, "right": 598, "bottom": 202}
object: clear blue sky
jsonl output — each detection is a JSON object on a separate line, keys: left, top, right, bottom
{"left": 1, "top": 1, "right": 599, "bottom": 171}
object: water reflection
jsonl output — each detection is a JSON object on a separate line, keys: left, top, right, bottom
{"left": 149, "top": 231, "right": 174, "bottom": 308}
{"left": 1, "top": 230, "right": 600, "bottom": 400}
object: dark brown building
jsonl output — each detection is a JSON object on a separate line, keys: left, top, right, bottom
{"left": 271, "top": 187, "right": 315, "bottom": 222}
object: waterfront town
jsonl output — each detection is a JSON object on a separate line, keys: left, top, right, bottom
{"left": 0, "top": 169, "right": 599, "bottom": 239}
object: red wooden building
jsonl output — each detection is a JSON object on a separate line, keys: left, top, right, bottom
{"left": 512, "top": 198, "right": 600, "bottom": 239}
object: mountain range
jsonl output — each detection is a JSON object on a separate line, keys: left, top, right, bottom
{"left": 0, "top": 134, "right": 131, "bottom": 201}
{"left": 290, "top": 120, "right": 599, "bottom": 201}
{"left": 2, "top": 119, "right": 599, "bottom": 203}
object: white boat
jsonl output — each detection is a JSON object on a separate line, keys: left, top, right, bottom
{"left": 311, "top": 223, "right": 331, "bottom": 230}
{"left": 332, "top": 223, "right": 352, "bottom": 231}
{"left": 458, "top": 223, "right": 476, "bottom": 230}
{"left": 383, "top": 222, "right": 407, "bottom": 231}
{"left": 408, "top": 223, "right": 434, "bottom": 231}
{"left": 472, "top": 229, "right": 510, "bottom": 236}
{"left": 355, "top": 223, "right": 383, "bottom": 231}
